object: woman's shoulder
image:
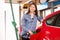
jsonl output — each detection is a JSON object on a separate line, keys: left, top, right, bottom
{"left": 23, "top": 14, "right": 29, "bottom": 17}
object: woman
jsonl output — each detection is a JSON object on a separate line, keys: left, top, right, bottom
{"left": 21, "top": 2, "right": 42, "bottom": 40}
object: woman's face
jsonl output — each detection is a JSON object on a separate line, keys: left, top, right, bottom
{"left": 30, "top": 4, "right": 36, "bottom": 13}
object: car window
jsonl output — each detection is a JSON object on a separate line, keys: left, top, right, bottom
{"left": 46, "top": 13, "right": 60, "bottom": 27}
{"left": 55, "top": 15, "right": 60, "bottom": 27}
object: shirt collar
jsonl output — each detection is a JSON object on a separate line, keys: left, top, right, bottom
{"left": 28, "top": 12, "right": 35, "bottom": 16}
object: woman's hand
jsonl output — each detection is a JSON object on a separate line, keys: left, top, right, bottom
{"left": 28, "top": 30, "right": 33, "bottom": 35}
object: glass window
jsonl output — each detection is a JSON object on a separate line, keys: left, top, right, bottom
{"left": 46, "top": 13, "right": 60, "bottom": 27}
{"left": 55, "top": 15, "right": 60, "bottom": 27}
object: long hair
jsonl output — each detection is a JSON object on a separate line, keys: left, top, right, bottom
{"left": 26, "top": 2, "right": 38, "bottom": 17}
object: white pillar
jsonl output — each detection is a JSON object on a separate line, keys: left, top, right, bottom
{"left": 5, "top": 3, "right": 19, "bottom": 40}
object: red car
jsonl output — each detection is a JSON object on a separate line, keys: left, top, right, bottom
{"left": 30, "top": 10, "right": 60, "bottom": 40}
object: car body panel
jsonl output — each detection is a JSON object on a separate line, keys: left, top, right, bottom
{"left": 30, "top": 10, "right": 60, "bottom": 40}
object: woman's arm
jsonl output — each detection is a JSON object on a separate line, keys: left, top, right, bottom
{"left": 37, "top": 11, "right": 43, "bottom": 22}
{"left": 22, "top": 14, "right": 29, "bottom": 32}
{"left": 36, "top": 16, "right": 43, "bottom": 30}
{"left": 37, "top": 16, "right": 43, "bottom": 22}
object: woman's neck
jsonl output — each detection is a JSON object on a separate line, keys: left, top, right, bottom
{"left": 30, "top": 12, "right": 34, "bottom": 15}
{"left": 30, "top": 12, "right": 34, "bottom": 18}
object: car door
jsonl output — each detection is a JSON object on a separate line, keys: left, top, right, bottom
{"left": 40, "top": 13, "right": 60, "bottom": 40}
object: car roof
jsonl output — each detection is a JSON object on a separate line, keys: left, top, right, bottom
{"left": 44, "top": 10, "right": 60, "bottom": 20}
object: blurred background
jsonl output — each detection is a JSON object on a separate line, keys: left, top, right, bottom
{"left": 0, "top": 0, "right": 60, "bottom": 40}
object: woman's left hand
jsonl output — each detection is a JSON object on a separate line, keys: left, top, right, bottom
{"left": 28, "top": 30, "right": 33, "bottom": 35}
